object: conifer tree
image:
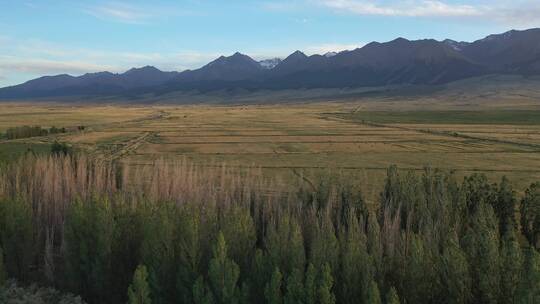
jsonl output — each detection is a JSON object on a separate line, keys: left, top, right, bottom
{"left": 338, "top": 215, "right": 372, "bottom": 304}
{"left": 0, "top": 247, "right": 6, "bottom": 287}
{"left": 385, "top": 287, "right": 400, "bottom": 304}
{"left": 493, "top": 177, "right": 517, "bottom": 236}
{"left": 304, "top": 264, "right": 317, "bottom": 304}
{"left": 462, "top": 203, "right": 500, "bottom": 304}
{"left": 139, "top": 204, "right": 177, "bottom": 304}
{"left": 64, "top": 199, "right": 114, "bottom": 303}
{"left": 265, "top": 267, "right": 283, "bottom": 304}
{"left": 318, "top": 263, "right": 336, "bottom": 304}
{"left": 0, "top": 199, "right": 33, "bottom": 282}
{"left": 284, "top": 268, "right": 304, "bottom": 304}
{"left": 251, "top": 249, "right": 271, "bottom": 302}
{"left": 439, "top": 233, "right": 471, "bottom": 304}
{"left": 193, "top": 276, "right": 215, "bottom": 304}
{"left": 521, "top": 182, "right": 540, "bottom": 248}
{"left": 500, "top": 226, "right": 523, "bottom": 303}
{"left": 366, "top": 280, "right": 382, "bottom": 304}
{"left": 128, "top": 265, "right": 151, "bottom": 304}
{"left": 208, "top": 232, "right": 240, "bottom": 304}
{"left": 517, "top": 247, "right": 540, "bottom": 303}
{"left": 177, "top": 209, "right": 204, "bottom": 302}
{"left": 220, "top": 207, "right": 256, "bottom": 273}
{"left": 265, "top": 215, "right": 305, "bottom": 277}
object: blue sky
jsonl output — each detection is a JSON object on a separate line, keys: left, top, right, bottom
{"left": 1, "top": 0, "right": 539, "bottom": 87}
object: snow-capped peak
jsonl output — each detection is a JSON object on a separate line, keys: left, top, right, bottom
{"left": 258, "top": 58, "right": 282, "bottom": 69}
{"left": 324, "top": 52, "right": 337, "bottom": 58}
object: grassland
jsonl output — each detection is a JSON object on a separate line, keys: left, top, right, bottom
{"left": 1, "top": 99, "right": 539, "bottom": 200}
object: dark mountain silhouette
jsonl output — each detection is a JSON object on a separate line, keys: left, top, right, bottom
{"left": 1, "top": 28, "right": 539, "bottom": 99}
{"left": 460, "top": 28, "right": 540, "bottom": 74}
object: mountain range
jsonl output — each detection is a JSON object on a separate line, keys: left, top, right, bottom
{"left": 1, "top": 28, "right": 539, "bottom": 99}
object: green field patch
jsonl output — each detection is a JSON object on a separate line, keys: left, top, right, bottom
{"left": 0, "top": 142, "right": 52, "bottom": 163}
{"left": 338, "top": 110, "right": 540, "bottom": 125}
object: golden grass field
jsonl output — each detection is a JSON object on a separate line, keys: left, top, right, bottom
{"left": 1, "top": 99, "right": 540, "bottom": 201}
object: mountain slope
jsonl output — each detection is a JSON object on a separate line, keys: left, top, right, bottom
{"left": 1, "top": 28, "right": 539, "bottom": 99}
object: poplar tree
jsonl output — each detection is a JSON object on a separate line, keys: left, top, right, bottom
{"left": 284, "top": 268, "right": 304, "bottom": 304}
{"left": 304, "top": 264, "right": 317, "bottom": 304}
{"left": 318, "top": 263, "right": 336, "bottom": 304}
{"left": 64, "top": 199, "right": 114, "bottom": 303}
{"left": 128, "top": 265, "right": 151, "bottom": 304}
{"left": 500, "top": 227, "right": 523, "bottom": 303}
{"left": 521, "top": 182, "right": 540, "bottom": 248}
{"left": 265, "top": 267, "right": 283, "bottom": 304}
{"left": 462, "top": 203, "right": 500, "bottom": 304}
{"left": 208, "top": 232, "right": 240, "bottom": 304}
{"left": 193, "top": 276, "right": 215, "bottom": 304}
{"left": 439, "top": 234, "right": 471, "bottom": 304}
{"left": 0, "top": 247, "right": 6, "bottom": 287}
{"left": 366, "top": 280, "right": 382, "bottom": 304}
{"left": 517, "top": 247, "right": 540, "bottom": 303}
{"left": 385, "top": 287, "right": 400, "bottom": 304}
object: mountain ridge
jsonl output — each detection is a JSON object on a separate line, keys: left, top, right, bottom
{"left": 1, "top": 28, "right": 539, "bottom": 99}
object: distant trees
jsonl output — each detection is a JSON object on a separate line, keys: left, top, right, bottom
{"left": 51, "top": 141, "right": 71, "bottom": 155}
{"left": 0, "top": 155, "right": 539, "bottom": 304}
{"left": 5, "top": 125, "right": 66, "bottom": 140}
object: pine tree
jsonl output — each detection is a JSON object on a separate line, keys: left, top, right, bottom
{"left": 220, "top": 207, "right": 256, "bottom": 274}
{"left": 439, "top": 234, "right": 471, "bottom": 304}
{"left": 304, "top": 264, "right": 317, "bottom": 304}
{"left": 385, "top": 287, "right": 400, "bottom": 304}
{"left": 208, "top": 232, "right": 241, "bottom": 304}
{"left": 318, "top": 263, "right": 336, "bottom": 304}
{"left": 462, "top": 203, "right": 500, "bottom": 304}
{"left": 193, "top": 276, "right": 215, "bottom": 304}
{"left": 366, "top": 280, "right": 382, "bottom": 304}
{"left": 500, "top": 227, "right": 523, "bottom": 303}
{"left": 177, "top": 208, "right": 204, "bottom": 303}
{"left": 128, "top": 265, "right": 151, "bottom": 304}
{"left": 521, "top": 182, "right": 540, "bottom": 248}
{"left": 140, "top": 204, "right": 177, "bottom": 304}
{"left": 0, "top": 246, "right": 6, "bottom": 287}
{"left": 284, "top": 268, "right": 304, "bottom": 304}
{"left": 517, "top": 247, "right": 540, "bottom": 303}
{"left": 265, "top": 267, "right": 283, "bottom": 304}
{"left": 265, "top": 215, "right": 305, "bottom": 277}
{"left": 64, "top": 199, "right": 114, "bottom": 303}
{"left": 0, "top": 199, "right": 33, "bottom": 282}
{"left": 493, "top": 177, "right": 517, "bottom": 236}
{"left": 251, "top": 249, "right": 271, "bottom": 302}
{"left": 338, "top": 216, "right": 372, "bottom": 304}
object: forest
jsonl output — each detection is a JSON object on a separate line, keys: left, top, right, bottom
{"left": 0, "top": 155, "right": 539, "bottom": 303}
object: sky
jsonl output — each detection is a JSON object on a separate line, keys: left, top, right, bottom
{"left": 1, "top": 0, "right": 540, "bottom": 87}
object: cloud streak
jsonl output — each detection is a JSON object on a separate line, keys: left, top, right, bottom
{"left": 83, "top": 1, "right": 197, "bottom": 24}
{"left": 305, "top": 43, "right": 365, "bottom": 55}
{"left": 318, "top": 0, "right": 481, "bottom": 17}
{"left": 316, "top": 0, "right": 540, "bottom": 27}
{"left": 84, "top": 2, "right": 152, "bottom": 24}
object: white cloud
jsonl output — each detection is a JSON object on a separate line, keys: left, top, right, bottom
{"left": 0, "top": 56, "right": 117, "bottom": 75}
{"left": 316, "top": 0, "right": 540, "bottom": 27}
{"left": 83, "top": 1, "right": 196, "bottom": 24}
{"left": 305, "top": 43, "right": 365, "bottom": 55}
{"left": 318, "top": 0, "right": 482, "bottom": 17}
{"left": 84, "top": 2, "right": 153, "bottom": 24}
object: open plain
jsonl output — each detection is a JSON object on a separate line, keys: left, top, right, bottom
{"left": 2, "top": 98, "right": 540, "bottom": 201}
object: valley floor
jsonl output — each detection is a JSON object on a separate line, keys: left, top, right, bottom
{"left": 1, "top": 99, "right": 540, "bottom": 201}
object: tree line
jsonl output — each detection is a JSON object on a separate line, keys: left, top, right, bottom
{"left": 0, "top": 156, "right": 539, "bottom": 304}
{"left": 3, "top": 126, "right": 66, "bottom": 140}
